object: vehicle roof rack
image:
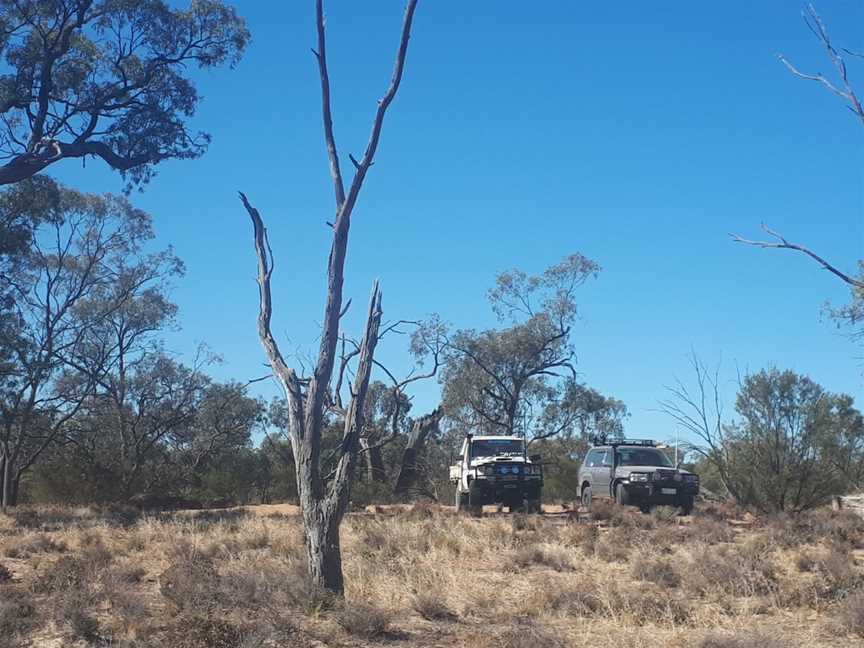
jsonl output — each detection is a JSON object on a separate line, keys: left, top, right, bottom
{"left": 605, "top": 438, "right": 657, "bottom": 447}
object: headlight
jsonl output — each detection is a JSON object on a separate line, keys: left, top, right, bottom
{"left": 684, "top": 474, "right": 699, "bottom": 482}
{"left": 653, "top": 472, "right": 663, "bottom": 481}
{"left": 629, "top": 472, "right": 648, "bottom": 482}
{"left": 477, "top": 465, "right": 493, "bottom": 476}
{"left": 528, "top": 465, "right": 541, "bottom": 475}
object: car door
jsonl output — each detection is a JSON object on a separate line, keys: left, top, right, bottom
{"left": 580, "top": 449, "right": 598, "bottom": 487}
{"left": 594, "top": 449, "right": 614, "bottom": 498}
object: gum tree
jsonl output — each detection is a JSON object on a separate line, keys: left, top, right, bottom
{"left": 239, "top": 0, "right": 420, "bottom": 595}
{"left": 0, "top": 0, "right": 248, "bottom": 189}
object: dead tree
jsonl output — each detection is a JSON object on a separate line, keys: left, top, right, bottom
{"left": 394, "top": 407, "right": 443, "bottom": 494}
{"left": 239, "top": 0, "right": 419, "bottom": 595}
{"left": 732, "top": 4, "right": 863, "bottom": 289}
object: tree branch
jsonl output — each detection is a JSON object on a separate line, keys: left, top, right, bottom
{"left": 731, "top": 223, "right": 864, "bottom": 289}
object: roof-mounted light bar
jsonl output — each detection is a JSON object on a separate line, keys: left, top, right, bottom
{"left": 607, "top": 438, "right": 657, "bottom": 447}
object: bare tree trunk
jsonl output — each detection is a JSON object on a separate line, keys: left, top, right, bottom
{"left": 395, "top": 408, "right": 442, "bottom": 494}
{"left": 240, "top": 0, "right": 418, "bottom": 595}
{"left": 8, "top": 473, "right": 18, "bottom": 507}
{"left": 1, "top": 452, "right": 10, "bottom": 512}
{"left": 360, "top": 439, "right": 387, "bottom": 483}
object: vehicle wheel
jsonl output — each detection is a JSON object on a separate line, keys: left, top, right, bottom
{"left": 455, "top": 488, "right": 468, "bottom": 513}
{"left": 468, "top": 486, "right": 484, "bottom": 517}
{"left": 615, "top": 482, "right": 632, "bottom": 507}
{"left": 679, "top": 495, "right": 695, "bottom": 516}
{"left": 581, "top": 485, "right": 592, "bottom": 512}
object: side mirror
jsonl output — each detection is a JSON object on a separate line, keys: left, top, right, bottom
{"left": 530, "top": 454, "right": 542, "bottom": 463}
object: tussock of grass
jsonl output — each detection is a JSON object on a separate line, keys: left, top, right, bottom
{"left": 837, "top": 592, "right": 864, "bottom": 637}
{"left": 698, "top": 631, "right": 794, "bottom": 648}
{"left": 411, "top": 590, "right": 457, "bottom": 621}
{"left": 334, "top": 600, "right": 394, "bottom": 639}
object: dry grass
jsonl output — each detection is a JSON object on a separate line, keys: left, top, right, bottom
{"left": 0, "top": 503, "right": 859, "bottom": 646}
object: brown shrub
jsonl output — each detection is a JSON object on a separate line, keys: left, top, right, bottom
{"left": 161, "top": 614, "right": 251, "bottom": 648}
{"left": 117, "top": 565, "right": 147, "bottom": 584}
{"left": 698, "top": 631, "right": 793, "bottom": 648}
{"left": 763, "top": 509, "right": 864, "bottom": 549}
{"left": 334, "top": 601, "right": 394, "bottom": 639}
{"left": 159, "top": 555, "right": 221, "bottom": 612}
{"left": 411, "top": 590, "right": 457, "bottom": 621}
{"left": 513, "top": 545, "right": 573, "bottom": 571}
{"left": 560, "top": 521, "right": 599, "bottom": 554}
{"left": 539, "top": 580, "right": 605, "bottom": 617}
{"left": 31, "top": 550, "right": 109, "bottom": 594}
{"left": 405, "top": 501, "right": 439, "bottom": 521}
{"left": 13, "top": 507, "right": 78, "bottom": 530}
{"left": 594, "top": 528, "right": 632, "bottom": 562}
{"left": 588, "top": 499, "right": 616, "bottom": 522}
{"left": 794, "top": 550, "right": 817, "bottom": 572}
{"left": 837, "top": 592, "right": 864, "bottom": 638}
{"left": 3, "top": 534, "right": 66, "bottom": 558}
{"left": 591, "top": 501, "right": 655, "bottom": 529}
{"left": 631, "top": 557, "right": 681, "bottom": 588}
{"left": 622, "top": 588, "right": 691, "bottom": 625}
{"left": 467, "top": 621, "right": 568, "bottom": 648}
{"left": 695, "top": 502, "right": 743, "bottom": 522}
{"left": 687, "top": 517, "right": 736, "bottom": 544}
{"left": 0, "top": 587, "right": 36, "bottom": 638}
{"left": 652, "top": 505, "right": 680, "bottom": 524}
{"left": 59, "top": 590, "right": 100, "bottom": 641}
{"left": 682, "top": 544, "right": 778, "bottom": 597}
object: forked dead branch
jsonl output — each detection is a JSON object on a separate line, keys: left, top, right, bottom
{"left": 238, "top": 0, "right": 420, "bottom": 595}
{"left": 733, "top": 4, "right": 863, "bottom": 292}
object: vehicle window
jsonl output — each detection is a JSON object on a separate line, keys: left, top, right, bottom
{"left": 600, "top": 450, "right": 612, "bottom": 467}
{"left": 616, "top": 448, "right": 673, "bottom": 467}
{"left": 583, "top": 449, "right": 600, "bottom": 467}
{"left": 470, "top": 439, "right": 524, "bottom": 459}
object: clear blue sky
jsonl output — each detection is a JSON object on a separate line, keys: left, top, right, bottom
{"left": 53, "top": 1, "right": 863, "bottom": 445}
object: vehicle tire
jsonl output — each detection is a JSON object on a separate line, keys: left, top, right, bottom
{"left": 468, "top": 485, "right": 484, "bottom": 517}
{"left": 455, "top": 488, "right": 468, "bottom": 513}
{"left": 581, "top": 485, "right": 592, "bottom": 512}
{"left": 679, "top": 495, "right": 695, "bottom": 516}
{"left": 615, "top": 482, "right": 632, "bottom": 507}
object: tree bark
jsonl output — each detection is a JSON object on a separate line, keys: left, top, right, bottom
{"left": 240, "top": 0, "right": 418, "bottom": 596}
{"left": 360, "top": 438, "right": 387, "bottom": 482}
{"left": 1, "top": 453, "right": 10, "bottom": 512}
{"left": 395, "top": 408, "right": 442, "bottom": 494}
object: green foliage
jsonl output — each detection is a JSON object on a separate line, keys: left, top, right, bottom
{"left": 0, "top": 0, "right": 249, "bottom": 188}
{"left": 441, "top": 254, "right": 625, "bottom": 443}
{"left": 725, "top": 368, "right": 863, "bottom": 512}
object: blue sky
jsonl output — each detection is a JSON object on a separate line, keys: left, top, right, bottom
{"left": 53, "top": 1, "right": 863, "bottom": 444}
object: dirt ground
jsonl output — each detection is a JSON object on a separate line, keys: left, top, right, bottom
{"left": 0, "top": 501, "right": 862, "bottom": 647}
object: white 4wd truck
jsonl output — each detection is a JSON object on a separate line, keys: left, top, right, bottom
{"left": 449, "top": 435, "right": 543, "bottom": 514}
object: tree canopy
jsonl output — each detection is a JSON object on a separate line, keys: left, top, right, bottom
{"left": 0, "top": 0, "right": 249, "bottom": 189}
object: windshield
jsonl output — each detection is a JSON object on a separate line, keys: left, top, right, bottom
{"left": 470, "top": 439, "right": 524, "bottom": 459}
{"left": 616, "top": 447, "right": 673, "bottom": 467}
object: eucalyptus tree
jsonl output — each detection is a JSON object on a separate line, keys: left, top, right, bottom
{"left": 661, "top": 357, "right": 864, "bottom": 512}
{"left": 441, "top": 254, "right": 619, "bottom": 443}
{"left": 239, "top": 0, "right": 420, "bottom": 594}
{"left": 0, "top": 180, "right": 169, "bottom": 509}
{"left": 0, "top": 0, "right": 249, "bottom": 189}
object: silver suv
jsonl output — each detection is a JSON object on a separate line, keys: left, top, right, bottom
{"left": 578, "top": 439, "right": 699, "bottom": 514}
